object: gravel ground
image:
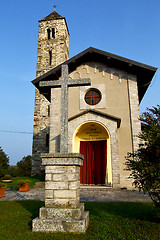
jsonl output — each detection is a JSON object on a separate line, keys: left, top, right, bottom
{"left": 0, "top": 188, "right": 152, "bottom": 202}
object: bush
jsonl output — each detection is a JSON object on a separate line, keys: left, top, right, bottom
{"left": 0, "top": 147, "right": 9, "bottom": 178}
{"left": 126, "top": 105, "right": 160, "bottom": 208}
{"left": 8, "top": 166, "right": 19, "bottom": 177}
{"left": 1, "top": 174, "right": 11, "bottom": 180}
{"left": 17, "top": 179, "right": 31, "bottom": 186}
{"left": 17, "top": 155, "right": 32, "bottom": 176}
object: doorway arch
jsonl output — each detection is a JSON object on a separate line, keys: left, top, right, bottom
{"left": 73, "top": 121, "right": 112, "bottom": 185}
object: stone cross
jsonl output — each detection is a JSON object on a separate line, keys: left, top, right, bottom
{"left": 39, "top": 64, "right": 91, "bottom": 153}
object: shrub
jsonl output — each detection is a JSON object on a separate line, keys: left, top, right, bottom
{"left": 0, "top": 182, "right": 6, "bottom": 188}
{"left": 1, "top": 174, "right": 11, "bottom": 180}
{"left": 17, "top": 180, "right": 31, "bottom": 186}
{"left": 17, "top": 155, "right": 32, "bottom": 176}
{"left": 126, "top": 105, "right": 160, "bottom": 208}
{"left": 0, "top": 147, "right": 9, "bottom": 178}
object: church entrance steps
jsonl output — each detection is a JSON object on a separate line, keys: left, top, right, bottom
{"left": 80, "top": 185, "right": 113, "bottom": 191}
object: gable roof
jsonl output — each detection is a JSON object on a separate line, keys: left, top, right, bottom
{"left": 68, "top": 109, "right": 121, "bottom": 128}
{"left": 40, "top": 10, "right": 64, "bottom": 21}
{"left": 32, "top": 47, "right": 157, "bottom": 102}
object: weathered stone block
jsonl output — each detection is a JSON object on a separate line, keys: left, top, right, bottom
{"left": 45, "top": 189, "right": 54, "bottom": 199}
{"left": 45, "top": 181, "right": 68, "bottom": 190}
{"left": 54, "top": 190, "right": 77, "bottom": 199}
{"left": 68, "top": 181, "right": 80, "bottom": 190}
{"left": 45, "top": 198, "right": 79, "bottom": 208}
{"left": 39, "top": 203, "right": 84, "bottom": 220}
{"left": 45, "top": 173, "right": 52, "bottom": 181}
{"left": 32, "top": 211, "right": 89, "bottom": 233}
{"left": 46, "top": 166, "right": 66, "bottom": 174}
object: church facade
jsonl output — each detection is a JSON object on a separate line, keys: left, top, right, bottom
{"left": 32, "top": 10, "right": 157, "bottom": 188}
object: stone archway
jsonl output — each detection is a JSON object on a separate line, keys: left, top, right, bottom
{"left": 73, "top": 121, "right": 111, "bottom": 185}
{"left": 68, "top": 111, "right": 120, "bottom": 187}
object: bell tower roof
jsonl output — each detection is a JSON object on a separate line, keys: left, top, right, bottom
{"left": 39, "top": 10, "right": 69, "bottom": 35}
{"left": 40, "top": 11, "right": 64, "bottom": 22}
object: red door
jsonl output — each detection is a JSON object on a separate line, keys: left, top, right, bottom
{"left": 80, "top": 140, "right": 107, "bottom": 184}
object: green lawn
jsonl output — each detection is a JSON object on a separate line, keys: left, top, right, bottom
{"left": 3, "top": 176, "right": 44, "bottom": 189}
{"left": 0, "top": 201, "right": 159, "bottom": 240}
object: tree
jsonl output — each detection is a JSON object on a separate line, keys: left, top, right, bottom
{"left": 17, "top": 155, "right": 32, "bottom": 176}
{"left": 125, "top": 105, "right": 160, "bottom": 208}
{"left": 0, "top": 147, "right": 9, "bottom": 178}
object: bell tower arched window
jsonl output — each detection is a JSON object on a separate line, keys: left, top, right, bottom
{"left": 49, "top": 51, "right": 52, "bottom": 65}
{"left": 52, "top": 28, "right": 55, "bottom": 38}
{"left": 47, "top": 29, "right": 51, "bottom": 39}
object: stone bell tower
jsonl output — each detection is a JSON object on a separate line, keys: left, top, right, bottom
{"left": 32, "top": 9, "right": 69, "bottom": 175}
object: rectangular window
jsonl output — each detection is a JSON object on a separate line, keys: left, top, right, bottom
{"left": 52, "top": 28, "right": 55, "bottom": 38}
{"left": 47, "top": 29, "right": 50, "bottom": 39}
{"left": 49, "top": 51, "right": 52, "bottom": 65}
{"left": 46, "top": 134, "right": 49, "bottom": 147}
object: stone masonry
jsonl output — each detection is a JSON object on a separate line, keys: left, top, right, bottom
{"left": 32, "top": 153, "right": 89, "bottom": 233}
{"left": 32, "top": 11, "right": 69, "bottom": 175}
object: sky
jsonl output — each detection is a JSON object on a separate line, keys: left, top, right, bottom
{"left": 0, "top": 0, "right": 160, "bottom": 165}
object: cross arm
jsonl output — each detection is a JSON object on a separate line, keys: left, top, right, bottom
{"left": 68, "top": 78, "right": 91, "bottom": 87}
{"left": 39, "top": 80, "right": 62, "bottom": 87}
{"left": 39, "top": 78, "right": 91, "bottom": 88}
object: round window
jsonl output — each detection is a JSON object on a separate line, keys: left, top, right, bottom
{"left": 84, "top": 88, "right": 101, "bottom": 105}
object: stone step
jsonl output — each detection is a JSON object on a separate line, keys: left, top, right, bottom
{"left": 32, "top": 211, "right": 89, "bottom": 233}
{"left": 80, "top": 185, "right": 113, "bottom": 191}
{"left": 39, "top": 203, "right": 84, "bottom": 220}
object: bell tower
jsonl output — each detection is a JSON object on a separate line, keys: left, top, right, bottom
{"left": 32, "top": 9, "right": 69, "bottom": 175}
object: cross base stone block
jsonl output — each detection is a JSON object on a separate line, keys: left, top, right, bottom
{"left": 32, "top": 210, "right": 89, "bottom": 233}
{"left": 32, "top": 153, "right": 89, "bottom": 233}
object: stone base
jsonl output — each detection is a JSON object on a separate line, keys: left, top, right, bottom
{"left": 32, "top": 153, "right": 89, "bottom": 233}
{"left": 32, "top": 211, "right": 89, "bottom": 233}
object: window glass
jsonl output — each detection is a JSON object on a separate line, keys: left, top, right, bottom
{"left": 84, "top": 89, "right": 101, "bottom": 105}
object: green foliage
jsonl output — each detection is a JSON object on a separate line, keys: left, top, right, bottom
{"left": 1, "top": 174, "right": 11, "bottom": 180}
{"left": 0, "top": 147, "right": 9, "bottom": 178}
{"left": 126, "top": 105, "right": 160, "bottom": 206}
{"left": 0, "top": 182, "right": 6, "bottom": 188}
{"left": 17, "top": 155, "right": 32, "bottom": 176}
{"left": 17, "top": 179, "right": 31, "bottom": 186}
{"left": 3, "top": 176, "right": 44, "bottom": 189}
{"left": 8, "top": 166, "right": 19, "bottom": 177}
{"left": 0, "top": 201, "right": 159, "bottom": 240}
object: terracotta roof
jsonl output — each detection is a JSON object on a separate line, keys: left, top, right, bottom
{"left": 32, "top": 47, "right": 157, "bottom": 102}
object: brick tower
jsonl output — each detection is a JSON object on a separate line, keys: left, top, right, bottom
{"left": 32, "top": 10, "right": 69, "bottom": 175}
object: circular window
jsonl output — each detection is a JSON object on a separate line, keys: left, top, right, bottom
{"left": 84, "top": 88, "right": 101, "bottom": 106}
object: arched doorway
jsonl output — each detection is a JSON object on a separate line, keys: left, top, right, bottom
{"left": 73, "top": 121, "right": 111, "bottom": 185}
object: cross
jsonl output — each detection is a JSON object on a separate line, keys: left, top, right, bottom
{"left": 54, "top": 5, "right": 56, "bottom": 11}
{"left": 39, "top": 65, "right": 91, "bottom": 153}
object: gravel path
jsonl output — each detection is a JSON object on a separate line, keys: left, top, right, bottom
{"left": 0, "top": 188, "right": 152, "bottom": 202}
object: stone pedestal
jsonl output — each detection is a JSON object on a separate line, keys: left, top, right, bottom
{"left": 32, "top": 153, "right": 89, "bottom": 233}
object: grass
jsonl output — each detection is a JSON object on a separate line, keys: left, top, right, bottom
{"left": 3, "top": 176, "right": 44, "bottom": 189}
{"left": 0, "top": 201, "right": 159, "bottom": 240}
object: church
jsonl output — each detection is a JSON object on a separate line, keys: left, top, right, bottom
{"left": 32, "top": 9, "right": 157, "bottom": 188}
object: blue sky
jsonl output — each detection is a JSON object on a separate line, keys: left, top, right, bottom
{"left": 0, "top": 0, "right": 160, "bottom": 165}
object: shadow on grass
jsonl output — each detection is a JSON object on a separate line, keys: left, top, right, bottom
{"left": 84, "top": 201, "right": 160, "bottom": 223}
{"left": 18, "top": 200, "right": 44, "bottom": 229}
{"left": 18, "top": 200, "right": 159, "bottom": 224}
